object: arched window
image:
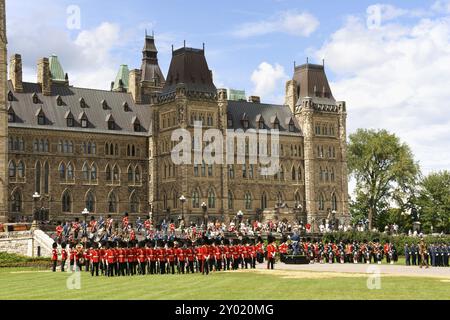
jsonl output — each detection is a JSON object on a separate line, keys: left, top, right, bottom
{"left": 62, "top": 190, "right": 72, "bottom": 213}
{"left": 109, "top": 144, "right": 114, "bottom": 156}
{"left": 242, "top": 164, "right": 247, "bottom": 178}
{"left": 90, "top": 163, "right": 97, "bottom": 181}
{"left": 244, "top": 192, "right": 252, "bottom": 210}
{"left": 17, "top": 161, "right": 25, "bottom": 178}
{"left": 44, "top": 140, "right": 49, "bottom": 152}
{"left": 44, "top": 162, "right": 49, "bottom": 194}
{"left": 130, "top": 192, "right": 139, "bottom": 213}
{"left": 294, "top": 192, "right": 301, "bottom": 208}
{"left": 261, "top": 192, "right": 267, "bottom": 210}
{"left": 228, "top": 190, "right": 234, "bottom": 210}
{"left": 319, "top": 193, "right": 325, "bottom": 211}
{"left": 67, "top": 163, "right": 74, "bottom": 180}
{"left": 208, "top": 189, "right": 216, "bottom": 208}
{"left": 201, "top": 161, "right": 206, "bottom": 177}
{"left": 331, "top": 193, "right": 338, "bottom": 211}
{"left": 92, "top": 143, "right": 96, "bottom": 154}
{"left": 280, "top": 166, "right": 285, "bottom": 180}
{"left": 107, "top": 191, "right": 118, "bottom": 213}
{"left": 276, "top": 192, "right": 283, "bottom": 207}
{"left": 35, "top": 161, "right": 41, "bottom": 193}
{"left": 192, "top": 190, "right": 200, "bottom": 208}
{"left": 292, "top": 167, "right": 296, "bottom": 180}
{"left": 127, "top": 166, "right": 133, "bottom": 183}
{"left": 39, "top": 139, "right": 44, "bottom": 152}
{"left": 59, "top": 162, "right": 66, "bottom": 180}
{"left": 11, "top": 190, "right": 22, "bottom": 213}
{"left": 135, "top": 166, "right": 141, "bottom": 184}
{"left": 82, "top": 162, "right": 89, "bottom": 181}
{"left": 113, "top": 165, "right": 120, "bottom": 182}
{"left": 86, "top": 191, "right": 95, "bottom": 212}
{"left": 8, "top": 161, "right": 16, "bottom": 178}
{"left": 298, "top": 166, "right": 302, "bottom": 181}
{"left": 228, "top": 165, "right": 234, "bottom": 179}
{"left": 33, "top": 140, "right": 39, "bottom": 152}
{"left": 331, "top": 167, "right": 335, "bottom": 182}
{"left": 106, "top": 165, "right": 112, "bottom": 182}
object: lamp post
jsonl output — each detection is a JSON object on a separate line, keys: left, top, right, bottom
{"left": 201, "top": 202, "right": 208, "bottom": 227}
{"left": 82, "top": 208, "right": 89, "bottom": 237}
{"left": 32, "top": 192, "right": 41, "bottom": 222}
{"left": 179, "top": 195, "right": 186, "bottom": 222}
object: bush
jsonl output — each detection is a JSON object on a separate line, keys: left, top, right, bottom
{"left": 0, "top": 252, "right": 52, "bottom": 268}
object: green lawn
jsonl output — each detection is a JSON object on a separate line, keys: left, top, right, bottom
{"left": 0, "top": 266, "right": 448, "bottom": 300}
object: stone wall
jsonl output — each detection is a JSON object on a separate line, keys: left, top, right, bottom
{"left": 0, "top": 230, "right": 53, "bottom": 257}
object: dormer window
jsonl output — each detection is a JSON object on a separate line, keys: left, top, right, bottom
{"left": 106, "top": 114, "right": 115, "bottom": 130}
{"left": 132, "top": 117, "right": 141, "bottom": 132}
{"left": 67, "top": 117, "right": 74, "bottom": 127}
{"left": 79, "top": 112, "right": 88, "bottom": 128}
{"left": 101, "top": 100, "right": 108, "bottom": 110}
{"left": 289, "top": 119, "right": 295, "bottom": 132}
{"left": 227, "top": 113, "right": 233, "bottom": 128}
{"left": 56, "top": 95, "right": 63, "bottom": 106}
{"left": 7, "top": 91, "right": 13, "bottom": 102}
{"left": 273, "top": 120, "right": 280, "bottom": 130}
{"left": 32, "top": 93, "right": 39, "bottom": 104}
{"left": 241, "top": 113, "right": 249, "bottom": 130}
{"left": 123, "top": 102, "right": 130, "bottom": 112}
{"left": 36, "top": 108, "right": 46, "bottom": 125}
{"left": 7, "top": 105, "right": 15, "bottom": 123}
{"left": 79, "top": 98, "right": 86, "bottom": 108}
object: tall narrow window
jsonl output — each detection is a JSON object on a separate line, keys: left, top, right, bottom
{"left": 90, "top": 164, "right": 97, "bottom": 181}
{"left": 62, "top": 190, "right": 72, "bottom": 213}
{"left": 192, "top": 190, "right": 200, "bottom": 209}
{"left": 44, "top": 162, "right": 49, "bottom": 194}
{"left": 128, "top": 166, "right": 133, "bottom": 183}
{"left": 331, "top": 193, "right": 337, "bottom": 211}
{"left": 319, "top": 194, "right": 325, "bottom": 211}
{"left": 86, "top": 191, "right": 95, "bottom": 212}
{"left": 82, "top": 163, "right": 89, "bottom": 181}
{"left": 135, "top": 166, "right": 141, "bottom": 184}
{"left": 17, "top": 161, "right": 25, "bottom": 178}
{"left": 11, "top": 190, "right": 22, "bottom": 213}
{"left": 35, "top": 161, "right": 41, "bottom": 193}
{"left": 228, "top": 190, "right": 234, "bottom": 210}
{"left": 244, "top": 192, "right": 252, "bottom": 210}
{"left": 108, "top": 191, "right": 118, "bottom": 213}
{"left": 208, "top": 189, "right": 216, "bottom": 208}
{"left": 106, "top": 165, "right": 112, "bottom": 182}
{"left": 261, "top": 192, "right": 267, "bottom": 210}
{"left": 8, "top": 161, "right": 16, "bottom": 178}
{"left": 67, "top": 163, "right": 74, "bottom": 180}
{"left": 113, "top": 165, "right": 120, "bottom": 182}
{"left": 59, "top": 163, "right": 66, "bottom": 180}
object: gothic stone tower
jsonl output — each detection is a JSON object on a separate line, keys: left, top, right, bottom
{"left": 286, "top": 62, "right": 349, "bottom": 229}
{"left": 0, "top": 0, "right": 8, "bottom": 223}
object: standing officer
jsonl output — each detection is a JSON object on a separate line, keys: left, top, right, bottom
{"left": 266, "top": 235, "right": 277, "bottom": 270}
{"left": 411, "top": 243, "right": 417, "bottom": 266}
{"left": 90, "top": 243, "right": 100, "bottom": 277}
{"left": 404, "top": 244, "right": 410, "bottom": 266}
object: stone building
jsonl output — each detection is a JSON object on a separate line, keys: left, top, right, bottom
{"left": 0, "top": 0, "right": 349, "bottom": 228}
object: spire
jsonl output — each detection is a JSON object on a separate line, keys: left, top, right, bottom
{"left": 112, "top": 64, "right": 129, "bottom": 92}
{"left": 141, "top": 34, "right": 165, "bottom": 87}
{"left": 49, "top": 55, "right": 67, "bottom": 84}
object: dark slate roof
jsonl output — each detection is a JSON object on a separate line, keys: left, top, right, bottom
{"left": 227, "top": 100, "right": 302, "bottom": 135}
{"left": 7, "top": 81, "right": 152, "bottom": 136}
{"left": 293, "top": 63, "right": 336, "bottom": 105}
{"left": 162, "top": 47, "right": 216, "bottom": 95}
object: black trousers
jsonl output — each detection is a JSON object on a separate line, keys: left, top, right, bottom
{"left": 168, "top": 261, "right": 175, "bottom": 274}
{"left": 187, "top": 261, "right": 195, "bottom": 273}
{"left": 139, "top": 262, "right": 147, "bottom": 275}
{"left": 52, "top": 260, "right": 57, "bottom": 272}
{"left": 61, "top": 259, "right": 66, "bottom": 272}
{"left": 202, "top": 260, "right": 209, "bottom": 275}
{"left": 149, "top": 261, "right": 156, "bottom": 274}
{"left": 160, "top": 261, "right": 166, "bottom": 274}
{"left": 267, "top": 258, "right": 275, "bottom": 269}
{"left": 91, "top": 262, "right": 99, "bottom": 276}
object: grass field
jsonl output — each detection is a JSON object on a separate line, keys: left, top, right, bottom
{"left": 0, "top": 266, "right": 448, "bottom": 300}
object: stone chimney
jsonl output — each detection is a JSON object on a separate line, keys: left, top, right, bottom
{"left": 9, "top": 54, "right": 23, "bottom": 92}
{"left": 37, "top": 57, "right": 51, "bottom": 96}
{"left": 248, "top": 96, "right": 261, "bottom": 103}
{"left": 128, "top": 69, "right": 142, "bottom": 104}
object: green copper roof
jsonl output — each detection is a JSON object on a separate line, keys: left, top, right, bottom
{"left": 227, "top": 88, "right": 246, "bottom": 101}
{"left": 49, "top": 55, "right": 66, "bottom": 83}
{"left": 113, "top": 64, "right": 129, "bottom": 91}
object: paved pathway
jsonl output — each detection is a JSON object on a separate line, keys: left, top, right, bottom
{"left": 256, "top": 262, "right": 450, "bottom": 278}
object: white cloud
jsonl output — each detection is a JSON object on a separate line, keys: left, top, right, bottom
{"left": 315, "top": 5, "right": 450, "bottom": 179}
{"left": 233, "top": 11, "right": 319, "bottom": 38}
{"left": 250, "top": 62, "right": 288, "bottom": 103}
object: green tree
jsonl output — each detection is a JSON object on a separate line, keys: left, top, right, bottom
{"left": 416, "top": 171, "right": 450, "bottom": 233}
{"left": 348, "top": 129, "right": 419, "bottom": 230}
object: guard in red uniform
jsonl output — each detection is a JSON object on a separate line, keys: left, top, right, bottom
{"left": 51, "top": 242, "right": 58, "bottom": 272}
{"left": 69, "top": 243, "right": 76, "bottom": 271}
{"left": 213, "top": 240, "right": 222, "bottom": 271}
{"left": 99, "top": 241, "right": 107, "bottom": 276}
{"left": 196, "top": 240, "right": 204, "bottom": 273}
{"left": 186, "top": 242, "right": 195, "bottom": 274}
{"left": 55, "top": 223, "right": 63, "bottom": 243}
{"left": 137, "top": 241, "right": 147, "bottom": 275}
{"left": 231, "top": 241, "right": 240, "bottom": 270}
{"left": 166, "top": 242, "right": 176, "bottom": 274}
{"left": 122, "top": 212, "right": 129, "bottom": 231}
{"left": 243, "top": 240, "right": 251, "bottom": 269}
{"left": 223, "top": 239, "right": 231, "bottom": 271}
{"left": 176, "top": 242, "right": 186, "bottom": 274}
{"left": 106, "top": 242, "right": 116, "bottom": 277}
{"left": 117, "top": 242, "right": 127, "bottom": 276}
{"left": 147, "top": 241, "right": 156, "bottom": 275}
{"left": 201, "top": 239, "right": 211, "bottom": 275}
{"left": 266, "top": 235, "right": 277, "bottom": 269}
{"left": 157, "top": 241, "right": 166, "bottom": 274}
{"left": 60, "top": 242, "right": 68, "bottom": 272}
{"left": 90, "top": 243, "right": 100, "bottom": 277}
{"left": 279, "top": 237, "right": 288, "bottom": 263}
{"left": 84, "top": 244, "right": 91, "bottom": 272}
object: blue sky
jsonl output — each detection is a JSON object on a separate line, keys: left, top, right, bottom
{"left": 6, "top": 0, "right": 450, "bottom": 182}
